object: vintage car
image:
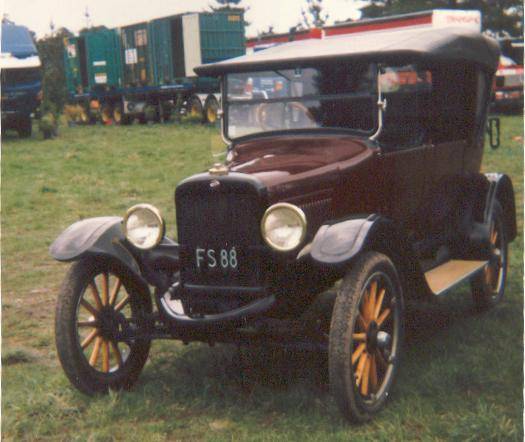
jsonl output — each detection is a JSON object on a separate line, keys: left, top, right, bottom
{"left": 51, "top": 26, "right": 516, "bottom": 422}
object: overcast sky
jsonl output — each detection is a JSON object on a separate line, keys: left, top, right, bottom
{"left": 3, "top": 0, "right": 367, "bottom": 38}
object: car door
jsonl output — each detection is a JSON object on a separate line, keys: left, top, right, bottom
{"left": 374, "top": 64, "right": 434, "bottom": 234}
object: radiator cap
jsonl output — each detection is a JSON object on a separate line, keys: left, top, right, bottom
{"left": 209, "top": 163, "right": 229, "bottom": 176}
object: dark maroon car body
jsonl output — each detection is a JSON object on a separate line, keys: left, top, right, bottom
{"left": 51, "top": 25, "right": 517, "bottom": 421}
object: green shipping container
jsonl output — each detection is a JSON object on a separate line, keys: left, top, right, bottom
{"left": 148, "top": 18, "right": 173, "bottom": 86}
{"left": 171, "top": 11, "right": 246, "bottom": 78}
{"left": 199, "top": 11, "right": 245, "bottom": 64}
{"left": 63, "top": 28, "right": 122, "bottom": 94}
{"left": 63, "top": 36, "right": 83, "bottom": 95}
{"left": 121, "top": 22, "right": 152, "bottom": 86}
{"left": 82, "top": 28, "right": 122, "bottom": 90}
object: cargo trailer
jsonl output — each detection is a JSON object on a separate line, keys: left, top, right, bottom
{"left": 64, "top": 10, "right": 245, "bottom": 125}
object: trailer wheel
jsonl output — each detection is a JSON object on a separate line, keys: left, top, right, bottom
{"left": 160, "top": 101, "right": 173, "bottom": 122}
{"left": 79, "top": 105, "right": 90, "bottom": 124}
{"left": 204, "top": 95, "right": 220, "bottom": 124}
{"left": 88, "top": 100, "right": 100, "bottom": 125}
{"left": 187, "top": 95, "right": 204, "bottom": 121}
{"left": 113, "top": 106, "right": 123, "bottom": 125}
{"left": 100, "top": 105, "right": 113, "bottom": 125}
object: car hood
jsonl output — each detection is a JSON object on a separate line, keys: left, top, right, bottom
{"left": 228, "top": 133, "right": 374, "bottom": 202}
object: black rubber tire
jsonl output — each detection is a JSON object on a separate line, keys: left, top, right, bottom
{"left": 329, "top": 252, "right": 404, "bottom": 423}
{"left": 160, "top": 101, "right": 173, "bottom": 122}
{"left": 112, "top": 105, "right": 125, "bottom": 125}
{"left": 471, "top": 201, "right": 508, "bottom": 309}
{"left": 187, "top": 95, "right": 204, "bottom": 121}
{"left": 17, "top": 115, "right": 32, "bottom": 138}
{"left": 55, "top": 256, "right": 152, "bottom": 395}
{"left": 204, "top": 95, "right": 219, "bottom": 124}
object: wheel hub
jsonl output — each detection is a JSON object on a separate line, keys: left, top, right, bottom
{"left": 366, "top": 320, "right": 379, "bottom": 351}
{"left": 97, "top": 306, "right": 123, "bottom": 341}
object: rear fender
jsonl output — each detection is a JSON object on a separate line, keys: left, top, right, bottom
{"left": 50, "top": 217, "right": 141, "bottom": 275}
{"left": 484, "top": 173, "right": 517, "bottom": 241}
{"left": 305, "top": 214, "right": 428, "bottom": 299}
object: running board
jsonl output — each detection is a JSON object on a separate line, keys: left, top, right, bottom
{"left": 424, "top": 260, "right": 487, "bottom": 296}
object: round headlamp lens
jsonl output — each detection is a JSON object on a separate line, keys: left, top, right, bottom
{"left": 261, "top": 203, "right": 306, "bottom": 251}
{"left": 124, "top": 204, "right": 164, "bottom": 250}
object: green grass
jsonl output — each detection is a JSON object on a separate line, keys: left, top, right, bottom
{"left": 2, "top": 117, "right": 523, "bottom": 441}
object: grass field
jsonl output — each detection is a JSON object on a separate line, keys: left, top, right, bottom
{"left": 2, "top": 116, "right": 523, "bottom": 441}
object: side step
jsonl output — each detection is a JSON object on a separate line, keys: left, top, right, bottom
{"left": 424, "top": 259, "right": 487, "bottom": 296}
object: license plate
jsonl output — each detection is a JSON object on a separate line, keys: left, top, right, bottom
{"left": 195, "top": 247, "right": 238, "bottom": 270}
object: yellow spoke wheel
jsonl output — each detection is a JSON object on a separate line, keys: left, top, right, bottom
{"left": 329, "top": 252, "right": 403, "bottom": 423}
{"left": 55, "top": 257, "right": 152, "bottom": 395}
{"left": 471, "top": 201, "right": 508, "bottom": 308}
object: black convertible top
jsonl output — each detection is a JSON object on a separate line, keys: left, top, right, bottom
{"left": 195, "top": 27, "right": 500, "bottom": 76}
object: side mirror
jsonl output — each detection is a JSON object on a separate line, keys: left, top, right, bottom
{"left": 486, "top": 117, "right": 500, "bottom": 149}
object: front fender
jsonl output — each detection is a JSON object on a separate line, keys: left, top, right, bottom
{"left": 49, "top": 216, "right": 141, "bottom": 275}
{"left": 304, "top": 214, "right": 428, "bottom": 299}
{"left": 309, "top": 214, "right": 379, "bottom": 266}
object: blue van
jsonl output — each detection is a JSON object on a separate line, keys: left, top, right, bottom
{"left": 1, "top": 22, "right": 42, "bottom": 137}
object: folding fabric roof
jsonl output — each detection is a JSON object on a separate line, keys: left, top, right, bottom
{"left": 195, "top": 27, "right": 500, "bottom": 76}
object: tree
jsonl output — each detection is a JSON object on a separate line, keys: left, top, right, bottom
{"left": 301, "top": 0, "right": 329, "bottom": 28}
{"left": 36, "top": 27, "right": 73, "bottom": 114}
{"left": 209, "top": 0, "right": 251, "bottom": 27}
{"left": 356, "top": 0, "right": 523, "bottom": 36}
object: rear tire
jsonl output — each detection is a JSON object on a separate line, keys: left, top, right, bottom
{"left": 329, "top": 252, "right": 404, "bottom": 423}
{"left": 471, "top": 201, "right": 508, "bottom": 309}
{"left": 55, "top": 257, "right": 152, "bottom": 395}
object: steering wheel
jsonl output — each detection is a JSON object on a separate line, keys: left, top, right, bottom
{"left": 256, "top": 101, "right": 316, "bottom": 131}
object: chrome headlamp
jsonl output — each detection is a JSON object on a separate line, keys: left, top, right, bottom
{"left": 123, "top": 204, "right": 165, "bottom": 250}
{"left": 261, "top": 203, "right": 307, "bottom": 251}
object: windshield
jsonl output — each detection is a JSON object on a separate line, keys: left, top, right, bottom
{"left": 225, "top": 63, "right": 377, "bottom": 139}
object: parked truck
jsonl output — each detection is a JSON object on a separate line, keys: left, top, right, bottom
{"left": 64, "top": 10, "right": 245, "bottom": 124}
{"left": 1, "top": 21, "right": 42, "bottom": 137}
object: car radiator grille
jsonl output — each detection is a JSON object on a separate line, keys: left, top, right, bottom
{"left": 176, "top": 180, "right": 265, "bottom": 288}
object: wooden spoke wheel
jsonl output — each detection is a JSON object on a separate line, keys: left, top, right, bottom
{"left": 471, "top": 201, "right": 508, "bottom": 308}
{"left": 329, "top": 252, "right": 403, "bottom": 423}
{"left": 55, "top": 257, "right": 152, "bottom": 395}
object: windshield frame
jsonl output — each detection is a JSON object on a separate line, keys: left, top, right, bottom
{"left": 221, "top": 62, "right": 380, "bottom": 144}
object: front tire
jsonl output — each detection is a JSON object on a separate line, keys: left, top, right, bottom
{"left": 55, "top": 257, "right": 152, "bottom": 395}
{"left": 329, "top": 252, "right": 404, "bottom": 423}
